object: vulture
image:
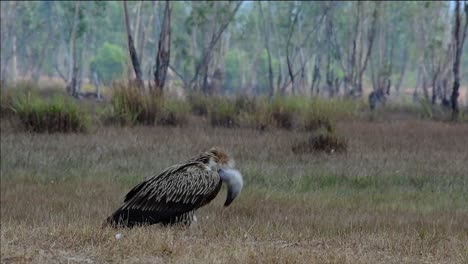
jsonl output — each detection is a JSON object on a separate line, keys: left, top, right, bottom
{"left": 104, "top": 147, "right": 243, "bottom": 228}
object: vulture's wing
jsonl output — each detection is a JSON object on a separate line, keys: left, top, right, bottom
{"left": 106, "top": 162, "right": 222, "bottom": 227}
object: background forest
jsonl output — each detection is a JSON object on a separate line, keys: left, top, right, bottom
{"left": 2, "top": 2, "right": 468, "bottom": 263}
{"left": 1, "top": 1, "right": 467, "bottom": 108}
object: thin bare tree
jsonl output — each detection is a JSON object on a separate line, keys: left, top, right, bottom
{"left": 451, "top": 0, "right": 468, "bottom": 119}
{"left": 154, "top": 1, "right": 171, "bottom": 94}
{"left": 123, "top": 0, "right": 143, "bottom": 87}
{"left": 258, "top": 1, "right": 274, "bottom": 98}
{"left": 188, "top": 1, "right": 243, "bottom": 93}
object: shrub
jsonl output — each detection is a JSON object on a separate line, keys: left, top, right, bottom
{"left": 104, "top": 83, "right": 188, "bottom": 127}
{"left": 107, "top": 83, "right": 161, "bottom": 126}
{"left": 292, "top": 130, "right": 348, "bottom": 154}
{"left": 0, "top": 88, "right": 14, "bottom": 118}
{"left": 238, "top": 98, "right": 272, "bottom": 131}
{"left": 208, "top": 98, "right": 238, "bottom": 128}
{"left": 187, "top": 92, "right": 211, "bottom": 116}
{"left": 233, "top": 95, "right": 258, "bottom": 114}
{"left": 157, "top": 100, "right": 190, "bottom": 126}
{"left": 300, "top": 113, "right": 335, "bottom": 133}
{"left": 189, "top": 94, "right": 360, "bottom": 130}
{"left": 269, "top": 97, "right": 297, "bottom": 130}
{"left": 11, "top": 92, "right": 88, "bottom": 133}
{"left": 306, "top": 97, "right": 359, "bottom": 120}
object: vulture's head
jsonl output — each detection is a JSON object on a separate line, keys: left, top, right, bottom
{"left": 198, "top": 147, "right": 243, "bottom": 207}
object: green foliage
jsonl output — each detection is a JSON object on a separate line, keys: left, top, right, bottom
{"left": 90, "top": 43, "right": 126, "bottom": 84}
{"left": 11, "top": 91, "right": 88, "bottom": 133}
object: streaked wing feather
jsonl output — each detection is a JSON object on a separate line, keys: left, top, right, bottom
{"left": 121, "top": 162, "right": 221, "bottom": 217}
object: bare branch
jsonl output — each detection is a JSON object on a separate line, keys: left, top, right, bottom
{"left": 189, "top": 1, "right": 243, "bottom": 89}
{"left": 54, "top": 63, "right": 67, "bottom": 82}
{"left": 169, "top": 64, "right": 187, "bottom": 87}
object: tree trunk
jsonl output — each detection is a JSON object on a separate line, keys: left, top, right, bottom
{"left": 1, "top": 1, "right": 18, "bottom": 84}
{"left": 67, "top": 1, "right": 80, "bottom": 96}
{"left": 138, "top": 9, "right": 153, "bottom": 69}
{"left": 356, "top": 2, "right": 379, "bottom": 96}
{"left": 0, "top": 2, "right": 12, "bottom": 85}
{"left": 451, "top": 1, "right": 468, "bottom": 119}
{"left": 133, "top": 1, "right": 142, "bottom": 57}
{"left": 347, "top": 2, "right": 360, "bottom": 96}
{"left": 154, "top": 1, "right": 171, "bottom": 94}
{"left": 422, "top": 67, "right": 430, "bottom": 101}
{"left": 431, "top": 70, "right": 439, "bottom": 105}
{"left": 268, "top": 4, "right": 283, "bottom": 94}
{"left": 285, "top": 3, "right": 299, "bottom": 95}
{"left": 92, "top": 71, "right": 101, "bottom": 100}
{"left": 258, "top": 2, "right": 274, "bottom": 98}
{"left": 123, "top": 0, "right": 143, "bottom": 87}
{"left": 394, "top": 47, "right": 408, "bottom": 95}
{"left": 11, "top": 17, "right": 17, "bottom": 83}
{"left": 311, "top": 55, "right": 321, "bottom": 96}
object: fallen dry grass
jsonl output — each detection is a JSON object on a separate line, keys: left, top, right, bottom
{"left": 1, "top": 119, "right": 468, "bottom": 263}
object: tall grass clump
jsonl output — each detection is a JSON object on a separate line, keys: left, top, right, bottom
{"left": 105, "top": 83, "right": 160, "bottom": 125}
{"left": 157, "top": 100, "right": 190, "bottom": 126}
{"left": 187, "top": 92, "right": 211, "bottom": 116}
{"left": 189, "top": 93, "right": 360, "bottom": 130}
{"left": 266, "top": 96, "right": 359, "bottom": 131}
{"left": 1, "top": 88, "right": 15, "bottom": 118}
{"left": 11, "top": 91, "right": 88, "bottom": 133}
{"left": 298, "top": 97, "right": 359, "bottom": 130}
{"left": 292, "top": 127, "right": 348, "bottom": 154}
{"left": 104, "top": 83, "right": 188, "bottom": 126}
{"left": 1, "top": 81, "right": 38, "bottom": 118}
{"left": 237, "top": 96, "right": 272, "bottom": 130}
{"left": 269, "top": 96, "right": 298, "bottom": 130}
{"left": 208, "top": 97, "right": 239, "bottom": 128}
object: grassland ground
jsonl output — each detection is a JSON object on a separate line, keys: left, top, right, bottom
{"left": 1, "top": 118, "right": 468, "bottom": 263}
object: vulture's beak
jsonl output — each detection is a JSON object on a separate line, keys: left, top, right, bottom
{"left": 218, "top": 168, "right": 243, "bottom": 206}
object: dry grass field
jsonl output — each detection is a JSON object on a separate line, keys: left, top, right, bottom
{"left": 1, "top": 117, "right": 468, "bottom": 263}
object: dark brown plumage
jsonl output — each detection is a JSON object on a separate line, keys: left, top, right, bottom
{"left": 104, "top": 148, "right": 243, "bottom": 228}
